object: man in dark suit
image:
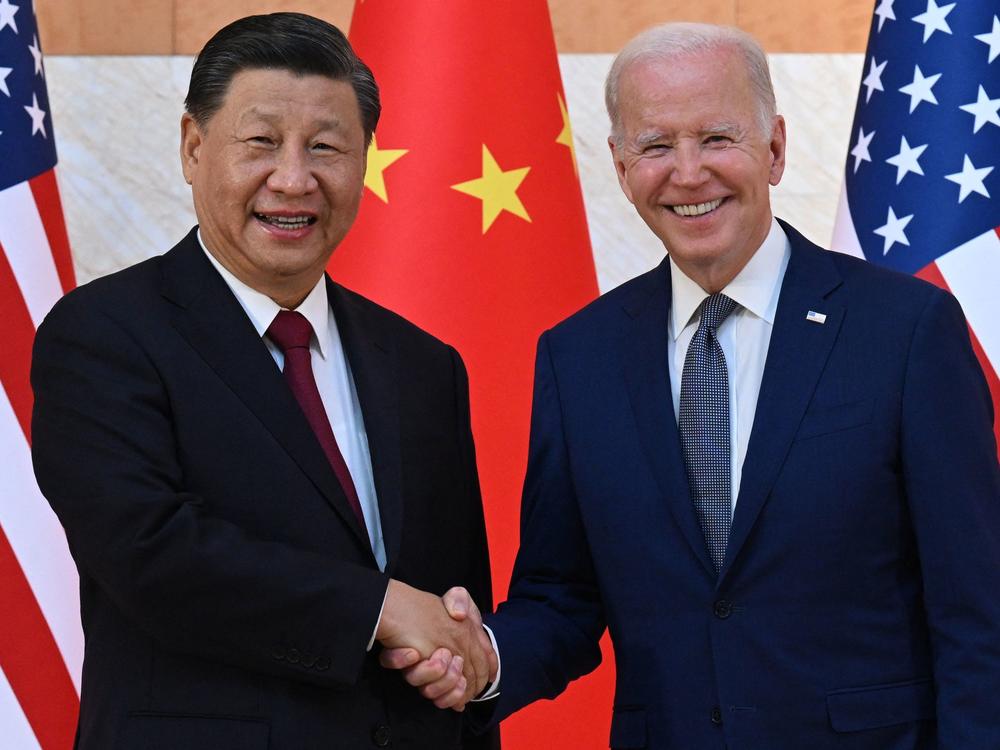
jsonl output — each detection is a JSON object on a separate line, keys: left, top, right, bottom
{"left": 31, "top": 13, "right": 496, "bottom": 750}
{"left": 383, "top": 22, "right": 1000, "bottom": 748}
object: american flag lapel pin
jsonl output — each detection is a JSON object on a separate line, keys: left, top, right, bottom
{"left": 806, "top": 310, "right": 827, "bottom": 325}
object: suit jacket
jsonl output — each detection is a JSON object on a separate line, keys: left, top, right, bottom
{"left": 483, "top": 221, "right": 1000, "bottom": 749}
{"left": 31, "top": 228, "right": 496, "bottom": 750}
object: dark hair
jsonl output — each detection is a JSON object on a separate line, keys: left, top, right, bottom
{"left": 184, "top": 12, "right": 380, "bottom": 145}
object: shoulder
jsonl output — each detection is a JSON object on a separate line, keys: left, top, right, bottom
{"left": 39, "top": 256, "right": 167, "bottom": 344}
{"left": 39, "top": 230, "right": 200, "bottom": 336}
{"left": 783, "top": 220, "right": 948, "bottom": 316}
{"left": 547, "top": 261, "right": 667, "bottom": 344}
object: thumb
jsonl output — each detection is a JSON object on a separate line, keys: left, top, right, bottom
{"left": 442, "top": 586, "right": 475, "bottom": 621}
{"left": 379, "top": 647, "right": 421, "bottom": 670}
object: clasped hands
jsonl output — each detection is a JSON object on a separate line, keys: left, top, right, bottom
{"left": 375, "top": 579, "right": 494, "bottom": 711}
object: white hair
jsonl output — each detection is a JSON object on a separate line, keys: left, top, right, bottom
{"left": 605, "top": 23, "right": 777, "bottom": 147}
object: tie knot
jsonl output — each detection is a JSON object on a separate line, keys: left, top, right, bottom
{"left": 698, "top": 293, "right": 738, "bottom": 332}
{"left": 267, "top": 310, "right": 313, "bottom": 352}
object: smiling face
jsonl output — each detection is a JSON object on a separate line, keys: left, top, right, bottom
{"left": 180, "top": 68, "right": 367, "bottom": 308}
{"left": 610, "top": 45, "right": 786, "bottom": 292}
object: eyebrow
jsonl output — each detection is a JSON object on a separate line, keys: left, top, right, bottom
{"left": 238, "top": 108, "right": 346, "bottom": 132}
{"left": 634, "top": 131, "right": 669, "bottom": 147}
{"left": 702, "top": 122, "right": 742, "bottom": 136}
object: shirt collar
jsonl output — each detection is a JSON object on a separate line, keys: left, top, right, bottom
{"left": 668, "top": 217, "right": 790, "bottom": 340}
{"left": 197, "top": 229, "right": 331, "bottom": 358}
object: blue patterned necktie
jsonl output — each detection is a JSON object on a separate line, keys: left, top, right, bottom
{"left": 678, "top": 293, "right": 739, "bottom": 573}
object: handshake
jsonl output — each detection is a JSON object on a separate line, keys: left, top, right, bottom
{"left": 375, "top": 580, "right": 496, "bottom": 711}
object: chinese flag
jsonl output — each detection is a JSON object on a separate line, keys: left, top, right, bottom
{"left": 333, "top": 2, "right": 609, "bottom": 747}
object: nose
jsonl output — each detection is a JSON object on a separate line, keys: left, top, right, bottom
{"left": 671, "top": 142, "right": 708, "bottom": 188}
{"left": 266, "top": 147, "right": 319, "bottom": 196}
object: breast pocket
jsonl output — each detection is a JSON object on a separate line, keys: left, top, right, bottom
{"left": 796, "top": 399, "right": 873, "bottom": 441}
{"left": 826, "top": 677, "right": 935, "bottom": 732}
{"left": 120, "top": 713, "right": 269, "bottom": 750}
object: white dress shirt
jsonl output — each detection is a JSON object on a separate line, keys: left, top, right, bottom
{"left": 198, "top": 233, "right": 387, "bottom": 571}
{"left": 668, "top": 217, "right": 790, "bottom": 512}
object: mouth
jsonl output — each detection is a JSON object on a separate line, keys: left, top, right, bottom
{"left": 253, "top": 212, "right": 317, "bottom": 231}
{"left": 669, "top": 197, "right": 725, "bottom": 217}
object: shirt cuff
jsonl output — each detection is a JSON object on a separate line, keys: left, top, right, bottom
{"left": 471, "top": 623, "right": 501, "bottom": 701}
{"left": 367, "top": 585, "right": 389, "bottom": 652}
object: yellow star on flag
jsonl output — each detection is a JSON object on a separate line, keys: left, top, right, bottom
{"left": 364, "top": 136, "right": 408, "bottom": 203}
{"left": 451, "top": 145, "right": 531, "bottom": 233}
{"left": 556, "top": 92, "right": 578, "bottom": 176}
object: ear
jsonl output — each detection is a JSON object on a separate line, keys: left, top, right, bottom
{"left": 767, "top": 115, "right": 787, "bottom": 187}
{"left": 179, "top": 113, "right": 203, "bottom": 186}
{"left": 608, "top": 137, "right": 636, "bottom": 205}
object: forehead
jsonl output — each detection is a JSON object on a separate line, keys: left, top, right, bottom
{"left": 617, "top": 47, "right": 755, "bottom": 133}
{"left": 213, "top": 68, "right": 361, "bottom": 127}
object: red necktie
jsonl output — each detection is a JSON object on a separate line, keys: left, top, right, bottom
{"left": 266, "top": 310, "right": 366, "bottom": 529}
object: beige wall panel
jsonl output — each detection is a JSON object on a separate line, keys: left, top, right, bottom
{"left": 175, "top": 0, "right": 354, "bottom": 55}
{"left": 737, "top": 0, "right": 872, "bottom": 52}
{"left": 36, "top": 0, "right": 173, "bottom": 54}
{"left": 35, "top": 0, "right": 873, "bottom": 55}
{"left": 550, "top": 0, "right": 736, "bottom": 53}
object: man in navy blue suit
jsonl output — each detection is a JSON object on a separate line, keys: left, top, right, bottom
{"left": 383, "top": 22, "right": 1000, "bottom": 749}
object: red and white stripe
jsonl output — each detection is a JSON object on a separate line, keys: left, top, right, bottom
{"left": 0, "top": 170, "right": 81, "bottom": 750}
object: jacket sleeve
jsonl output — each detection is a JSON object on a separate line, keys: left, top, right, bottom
{"left": 482, "top": 331, "right": 605, "bottom": 723}
{"left": 31, "top": 291, "right": 390, "bottom": 688}
{"left": 900, "top": 286, "right": 1000, "bottom": 746}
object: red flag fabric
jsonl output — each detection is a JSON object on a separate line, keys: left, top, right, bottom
{"left": 1, "top": 2, "right": 82, "bottom": 748}
{"left": 335, "top": 3, "right": 607, "bottom": 746}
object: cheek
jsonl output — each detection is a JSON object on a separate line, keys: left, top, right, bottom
{"left": 626, "top": 163, "right": 664, "bottom": 201}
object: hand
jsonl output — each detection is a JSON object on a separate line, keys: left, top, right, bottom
{"left": 376, "top": 581, "right": 495, "bottom": 706}
{"left": 379, "top": 586, "right": 497, "bottom": 710}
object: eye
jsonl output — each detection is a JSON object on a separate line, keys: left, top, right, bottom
{"left": 247, "top": 135, "right": 275, "bottom": 146}
{"left": 704, "top": 135, "right": 732, "bottom": 146}
{"left": 643, "top": 143, "right": 671, "bottom": 154}
{"left": 311, "top": 141, "right": 336, "bottom": 152}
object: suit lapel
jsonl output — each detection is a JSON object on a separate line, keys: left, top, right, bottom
{"left": 621, "top": 261, "right": 718, "bottom": 579}
{"left": 160, "top": 231, "right": 373, "bottom": 554}
{"left": 721, "top": 223, "right": 844, "bottom": 582}
{"left": 328, "top": 281, "right": 404, "bottom": 572}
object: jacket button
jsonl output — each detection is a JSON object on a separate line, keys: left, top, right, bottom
{"left": 711, "top": 706, "right": 723, "bottom": 725}
{"left": 286, "top": 648, "right": 300, "bottom": 664}
{"left": 713, "top": 600, "right": 733, "bottom": 619}
{"left": 372, "top": 724, "right": 391, "bottom": 747}
{"left": 315, "top": 657, "right": 331, "bottom": 671}
{"left": 270, "top": 645, "right": 285, "bottom": 661}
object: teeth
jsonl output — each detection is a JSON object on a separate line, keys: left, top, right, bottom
{"left": 671, "top": 198, "right": 723, "bottom": 217}
{"left": 257, "top": 214, "right": 313, "bottom": 230}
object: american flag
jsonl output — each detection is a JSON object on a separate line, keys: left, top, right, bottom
{"left": 0, "top": 0, "right": 81, "bottom": 748}
{"left": 832, "top": 0, "right": 1000, "bottom": 452}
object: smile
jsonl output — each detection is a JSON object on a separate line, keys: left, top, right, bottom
{"left": 254, "top": 213, "right": 317, "bottom": 230}
{"left": 670, "top": 198, "right": 724, "bottom": 217}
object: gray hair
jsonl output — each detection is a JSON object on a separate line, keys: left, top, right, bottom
{"left": 605, "top": 23, "right": 777, "bottom": 147}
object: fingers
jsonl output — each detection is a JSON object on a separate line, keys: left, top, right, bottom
{"left": 390, "top": 649, "right": 469, "bottom": 711}
{"left": 400, "top": 647, "right": 452, "bottom": 686}
{"left": 463, "top": 624, "right": 491, "bottom": 696}
{"left": 441, "top": 587, "right": 491, "bottom": 694}
{"left": 418, "top": 654, "right": 467, "bottom": 708}
{"left": 379, "top": 647, "right": 421, "bottom": 670}
{"left": 477, "top": 625, "right": 499, "bottom": 682}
